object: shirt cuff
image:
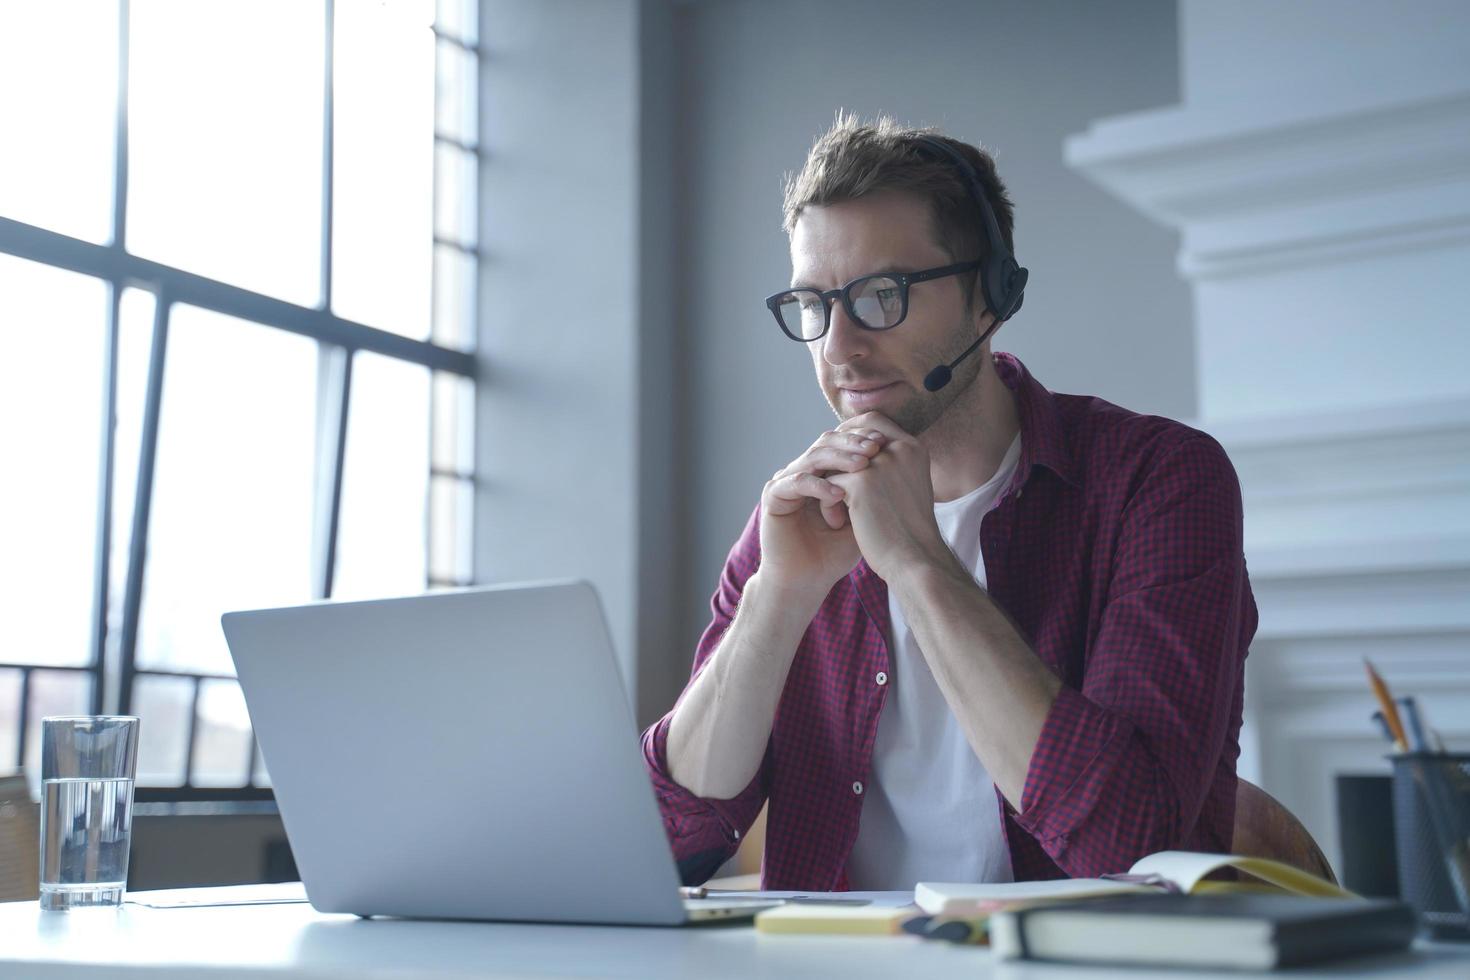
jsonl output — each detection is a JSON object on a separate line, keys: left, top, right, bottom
{"left": 641, "top": 713, "right": 743, "bottom": 848}
{"left": 1015, "top": 685, "right": 1131, "bottom": 846}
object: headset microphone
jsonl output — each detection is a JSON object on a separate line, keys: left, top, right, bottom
{"left": 913, "top": 135, "right": 1029, "bottom": 394}
{"left": 924, "top": 316, "right": 1005, "bottom": 392}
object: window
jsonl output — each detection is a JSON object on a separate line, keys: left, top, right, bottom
{"left": 0, "top": 0, "right": 480, "bottom": 793}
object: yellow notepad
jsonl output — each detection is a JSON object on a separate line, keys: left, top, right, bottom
{"left": 755, "top": 903, "right": 916, "bottom": 935}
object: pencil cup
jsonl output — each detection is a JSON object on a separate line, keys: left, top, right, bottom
{"left": 1391, "top": 752, "right": 1470, "bottom": 940}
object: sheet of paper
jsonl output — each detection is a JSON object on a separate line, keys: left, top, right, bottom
{"left": 1129, "top": 850, "right": 1352, "bottom": 898}
{"left": 127, "top": 881, "right": 309, "bottom": 909}
{"left": 1126, "top": 850, "right": 1244, "bottom": 892}
{"left": 914, "top": 878, "right": 1152, "bottom": 913}
{"left": 706, "top": 889, "right": 915, "bottom": 908}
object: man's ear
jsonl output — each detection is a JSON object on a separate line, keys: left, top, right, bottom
{"left": 975, "top": 307, "right": 997, "bottom": 339}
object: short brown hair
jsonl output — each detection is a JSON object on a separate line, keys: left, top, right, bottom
{"left": 782, "top": 111, "right": 1015, "bottom": 309}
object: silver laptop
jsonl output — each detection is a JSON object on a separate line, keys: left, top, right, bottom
{"left": 221, "top": 580, "right": 776, "bottom": 925}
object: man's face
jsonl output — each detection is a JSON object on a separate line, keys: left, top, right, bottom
{"left": 789, "top": 191, "right": 987, "bottom": 436}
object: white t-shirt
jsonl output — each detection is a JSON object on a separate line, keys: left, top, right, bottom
{"left": 844, "top": 433, "right": 1023, "bottom": 891}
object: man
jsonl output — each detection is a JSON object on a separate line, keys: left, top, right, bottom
{"left": 641, "top": 114, "right": 1257, "bottom": 891}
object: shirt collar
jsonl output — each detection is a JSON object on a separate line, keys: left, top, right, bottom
{"left": 849, "top": 352, "right": 1079, "bottom": 596}
{"left": 993, "top": 352, "right": 1080, "bottom": 491}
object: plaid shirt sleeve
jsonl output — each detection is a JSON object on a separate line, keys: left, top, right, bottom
{"left": 640, "top": 506, "right": 770, "bottom": 885}
{"left": 1013, "top": 433, "right": 1252, "bottom": 876}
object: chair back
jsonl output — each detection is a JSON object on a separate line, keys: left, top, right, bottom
{"left": 0, "top": 774, "right": 40, "bottom": 902}
{"left": 1232, "top": 777, "right": 1338, "bottom": 885}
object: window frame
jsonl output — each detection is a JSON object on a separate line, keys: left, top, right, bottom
{"left": 0, "top": 0, "right": 479, "bottom": 791}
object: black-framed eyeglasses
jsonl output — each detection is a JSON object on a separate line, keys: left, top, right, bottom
{"left": 764, "top": 260, "right": 981, "bottom": 342}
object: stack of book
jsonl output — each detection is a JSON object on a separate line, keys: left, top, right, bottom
{"left": 914, "top": 850, "right": 1415, "bottom": 970}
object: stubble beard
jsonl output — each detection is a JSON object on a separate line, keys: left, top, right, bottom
{"left": 824, "top": 323, "right": 986, "bottom": 440}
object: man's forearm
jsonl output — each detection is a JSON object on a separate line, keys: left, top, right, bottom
{"left": 891, "top": 558, "right": 1061, "bottom": 806}
{"left": 665, "top": 571, "right": 824, "bottom": 800}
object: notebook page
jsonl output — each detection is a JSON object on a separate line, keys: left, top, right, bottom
{"left": 914, "top": 878, "right": 1152, "bottom": 914}
{"left": 1128, "top": 851, "right": 1354, "bottom": 898}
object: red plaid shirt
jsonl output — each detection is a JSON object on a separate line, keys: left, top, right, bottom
{"left": 642, "top": 353, "right": 1256, "bottom": 889}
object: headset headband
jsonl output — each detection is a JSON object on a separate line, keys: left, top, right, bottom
{"left": 913, "top": 135, "right": 1028, "bottom": 321}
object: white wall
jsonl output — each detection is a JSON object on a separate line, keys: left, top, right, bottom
{"left": 1175, "top": 0, "right": 1470, "bottom": 423}
{"left": 669, "top": 0, "right": 1185, "bottom": 683}
{"left": 1181, "top": 0, "right": 1470, "bottom": 111}
{"left": 474, "top": 0, "right": 678, "bottom": 721}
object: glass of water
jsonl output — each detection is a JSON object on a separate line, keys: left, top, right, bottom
{"left": 39, "top": 716, "right": 139, "bottom": 911}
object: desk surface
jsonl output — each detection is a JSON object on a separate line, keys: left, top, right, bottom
{"left": 3, "top": 893, "right": 1470, "bottom": 979}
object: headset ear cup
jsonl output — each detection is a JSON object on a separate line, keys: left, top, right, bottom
{"left": 984, "top": 255, "right": 1013, "bottom": 321}
{"left": 1001, "top": 265, "right": 1028, "bottom": 320}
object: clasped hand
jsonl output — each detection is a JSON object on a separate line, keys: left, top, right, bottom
{"left": 759, "top": 412, "right": 950, "bottom": 591}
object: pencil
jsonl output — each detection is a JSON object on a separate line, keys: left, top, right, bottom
{"left": 1364, "top": 659, "right": 1409, "bottom": 752}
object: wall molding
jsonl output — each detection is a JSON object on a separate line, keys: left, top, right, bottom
{"left": 1215, "top": 397, "right": 1470, "bottom": 870}
{"left": 1065, "top": 87, "right": 1470, "bottom": 280}
{"left": 1197, "top": 398, "right": 1470, "bottom": 585}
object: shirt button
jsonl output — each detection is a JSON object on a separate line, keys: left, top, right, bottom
{"left": 852, "top": 781, "right": 864, "bottom": 796}
{"left": 875, "top": 671, "right": 888, "bottom": 686}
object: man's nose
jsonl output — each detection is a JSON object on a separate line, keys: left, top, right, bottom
{"left": 821, "top": 300, "right": 871, "bottom": 366}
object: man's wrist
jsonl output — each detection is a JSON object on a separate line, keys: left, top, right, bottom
{"left": 887, "top": 548, "right": 981, "bottom": 608}
{"left": 742, "top": 569, "right": 831, "bottom": 631}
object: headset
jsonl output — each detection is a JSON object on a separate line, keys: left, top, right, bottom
{"left": 912, "top": 135, "right": 1029, "bottom": 391}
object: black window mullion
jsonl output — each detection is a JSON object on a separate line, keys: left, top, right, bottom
{"left": 0, "top": 218, "right": 476, "bottom": 378}
{"left": 133, "top": 668, "right": 238, "bottom": 684}
{"left": 181, "top": 675, "right": 201, "bottom": 787}
{"left": 14, "top": 668, "right": 32, "bottom": 770}
{"left": 88, "top": 282, "right": 122, "bottom": 716}
{"left": 319, "top": 0, "right": 334, "bottom": 311}
{"left": 431, "top": 234, "right": 480, "bottom": 257}
{"left": 245, "top": 732, "right": 258, "bottom": 786}
{"left": 313, "top": 347, "right": 352, "bottom": 600}
{"left": 429, "top": 27, "right": 478, "bottom": 55}
{"left": 424, "top": 389, "right": 430, "bottom": 594}
{"left": 117, "top": 290, "right": 170, "bottom": 716}
{"left": 111, "top": 0, "right": 130, "bottom": 249}
{"left": 87, "top": 0, "right": 131, "bottom": 719}
{"left": 434, "top": 132, "right": 477, "bottom": 155}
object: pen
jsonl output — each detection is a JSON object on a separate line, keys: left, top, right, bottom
{"left": 902, "top": 912, "right": 989, "bottom": 945}
{"left": 1397, "top": 697, "right": 1429, "bottom": 753}
{"left": 1363, "top": 659, "right": 1409, "bottom": 752}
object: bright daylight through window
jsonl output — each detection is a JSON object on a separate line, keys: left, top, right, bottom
{"left": 0, "top": 0, "right": 480, "bottom": 793}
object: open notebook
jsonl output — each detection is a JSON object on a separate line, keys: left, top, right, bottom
{"left": 916, "top": 851, "right": 1353, "bottom": 915}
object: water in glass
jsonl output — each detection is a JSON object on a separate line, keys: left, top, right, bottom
{"left": 39, "top": 776, "right": 134, "bottom": 910}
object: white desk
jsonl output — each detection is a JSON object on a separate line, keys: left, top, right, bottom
{"left": 3, "top": 891, "right": 1469, "bottom": 979}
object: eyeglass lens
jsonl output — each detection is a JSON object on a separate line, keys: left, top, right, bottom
{"left": 777, "top": 275, "right": 904, "bottom": 339}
